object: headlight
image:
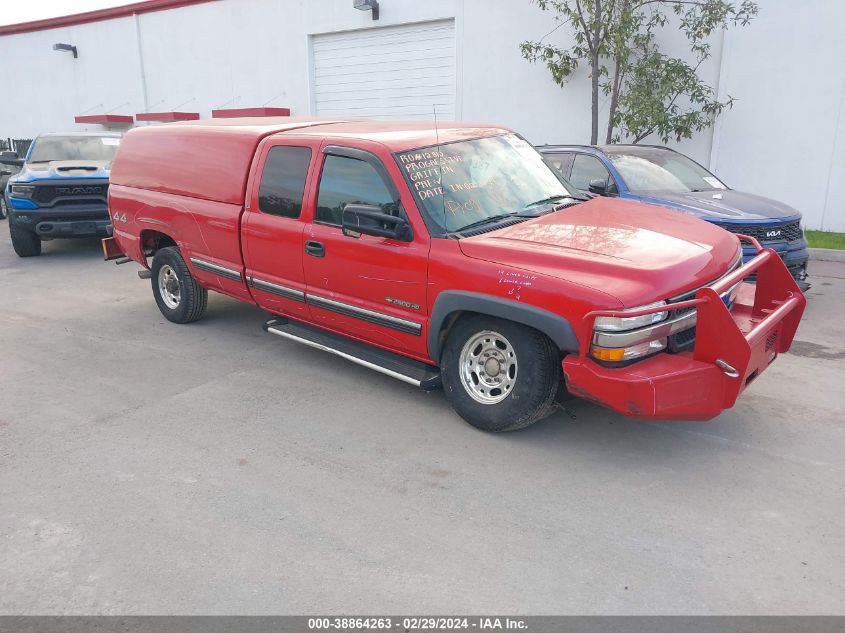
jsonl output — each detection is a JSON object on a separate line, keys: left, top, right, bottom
{"left": 591, "top": 300, "right": 670, "bottom": 363}
{"left": 593, "top": 301, "right": 668, "bottom": 332}
{"left": 10, "top": 184, "right": 35, "bottom": 198}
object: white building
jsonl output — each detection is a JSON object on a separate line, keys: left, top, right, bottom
{"left": 1, "top": 0, "right": 842, "bottom": 231}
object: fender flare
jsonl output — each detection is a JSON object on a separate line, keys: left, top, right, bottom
{"left": 428, "top": 291, "right": 580, "bottom": 362}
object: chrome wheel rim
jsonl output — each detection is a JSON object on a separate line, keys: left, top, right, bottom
{"left": 158, "top": 264, "right": 181, "bottom": 309}
{"left": 459, "top": 330, "right": 518, "bottom": 405}
{"left": 0, "top": 198, "right": 7, "bottom": 218}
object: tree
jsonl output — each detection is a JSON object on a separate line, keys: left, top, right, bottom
{"left": 520, "top": 0, "right": 758, "bottom": 144}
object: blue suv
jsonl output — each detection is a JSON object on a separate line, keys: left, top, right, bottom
{"left": 538, "top": 144, "right": 810, "bottom": 290}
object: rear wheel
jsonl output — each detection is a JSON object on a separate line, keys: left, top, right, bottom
{"left": 0, "top": 197, "right": 8, "bottom": 220}
{"left": 9, "top": 220, "right": 41, "bottom": 257}
{"left": 441, "top": 316, "right": 561, "bottom": 432}
{"left": 150, "top": 247, "right": 208, "bottom": 323}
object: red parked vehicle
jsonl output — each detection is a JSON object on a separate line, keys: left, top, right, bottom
{"left": 103, "top": 118, "right": 805, "bottom": 431}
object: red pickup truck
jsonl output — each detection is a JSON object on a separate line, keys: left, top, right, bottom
{"left": 103, "top": 118, "right": 805, "bottom": 431}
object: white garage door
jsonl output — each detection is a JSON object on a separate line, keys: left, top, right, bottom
{"left": 311, "top": 20, "right": 456, "bottom": 120}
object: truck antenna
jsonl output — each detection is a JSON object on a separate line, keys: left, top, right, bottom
{"left": 433, "top": 104, "right": 447, "bottom": 231}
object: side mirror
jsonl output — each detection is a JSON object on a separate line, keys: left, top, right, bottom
{"left": 342, "top": 204, "right": 412, "bottom": 242}
{"left": 588, "top": 178, "right": 608, "bottom": 195}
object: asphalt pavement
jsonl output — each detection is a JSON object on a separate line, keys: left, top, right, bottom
{"left": 1, "top": 232, "right": 843, "bottom": 614}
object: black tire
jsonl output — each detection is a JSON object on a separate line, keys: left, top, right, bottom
{"left": 441, "top": 315, "right": 561, "bottom": 432}
{"left": 0, "top": 196, "right": 8, "bottom": 220}
{"left": 9, "top": 220, "right": 41, "bottom": 257}
{"left": 150, "top": 246, "right": 208, "bottom": 323}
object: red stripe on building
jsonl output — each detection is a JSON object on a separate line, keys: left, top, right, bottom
{"left": 211, "top": 107, "right": 291, "bottom": 118}
{"left": 0, "top": 0, "right": 217, "bottom": 36}
{"left": 74, "top": 114, "right": 135, "bottom": 124}
{"left": 135, "top": 111, "right": 200, "bottom": 122}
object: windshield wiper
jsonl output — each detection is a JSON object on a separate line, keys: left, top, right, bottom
{"left": 524, "top": 194, "right": 571, "bottom": 207}
{"left": 453, "top": 213, "right": 518, "bottom": 234}
{"left": 450, "top": 194, "right": 588, "bottom": 236}
{"left": 524, "top": 194, "right": 588, "bottom": 208}
{"left": 452, "top": 208, "right": 557, "bottom": 235}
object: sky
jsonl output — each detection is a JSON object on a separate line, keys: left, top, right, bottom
{"left": 0, "top": 1, "right": 130, "bottom": 26}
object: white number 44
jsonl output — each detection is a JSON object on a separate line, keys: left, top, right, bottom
{"left": 112, "top": 211, "right": 127, "bottom": 223}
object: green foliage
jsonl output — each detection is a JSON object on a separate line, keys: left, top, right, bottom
{"left": 520, "top": 0, "right": 758, "bottom": 144}
{"left": 805, "top": 230, "right": 845, "bottom": 250}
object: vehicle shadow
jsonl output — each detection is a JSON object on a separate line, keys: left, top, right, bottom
{"left": 496, "top": 391, "right": 750, "bottom": 473}
{"left": 34, "top": 236, "right": 104, "bottom": 259}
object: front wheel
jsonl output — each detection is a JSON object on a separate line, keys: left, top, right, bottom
{"left": 9, "top": 222, "right": 41, "bottom": 257}
{"left": 0, "top": 196, "right": 8, "bottom": 220}
{"left": 441, "top": 316, "right": 561, "bottom": 432}
{"left": 150, "top": 247, "right": 208, "bottom": 323}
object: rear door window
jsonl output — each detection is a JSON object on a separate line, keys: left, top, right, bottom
{"left": 258, "top": 146, "right": 312, "bottom": 218}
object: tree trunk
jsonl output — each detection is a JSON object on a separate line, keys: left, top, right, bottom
{"left": 606, "top": 57, "right": 621, "bottom": 144}
{"left": 590, "top": 0, "right": 602, "bottom": 144}
{"left": 590, "top": 53, "right": 600, "bottom": 144}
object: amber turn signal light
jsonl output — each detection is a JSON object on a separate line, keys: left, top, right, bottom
{"left": 591, "top": 347, "right": 626, "bottom": 362}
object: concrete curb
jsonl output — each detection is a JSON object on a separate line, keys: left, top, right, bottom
{"left": 810, "top": 248, "right": 845, "bottom": 263}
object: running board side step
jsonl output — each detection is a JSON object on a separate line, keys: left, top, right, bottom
{"left": 264, "top": 318, "right": 441, "bottom": 391}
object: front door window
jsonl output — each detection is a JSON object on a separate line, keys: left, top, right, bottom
{"left": 315, "top": 155, "right": 396, "bottom": 226}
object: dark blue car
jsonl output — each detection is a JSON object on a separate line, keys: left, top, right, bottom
{"left": 538, "top": 144, "right": 810, "bottom": 290}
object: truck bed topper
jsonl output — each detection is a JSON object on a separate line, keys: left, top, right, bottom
{"left": 109, "top": 118, "right": 347, "bottom": 205}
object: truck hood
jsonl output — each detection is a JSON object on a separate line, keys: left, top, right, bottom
{"left": 634, "top": 189, "right": 801, "bottom": 222}
{"left": 459, "top": 197, "right": 741, "bottom": 307}
{"left": 13, "top": 159, "right": 111, "bottom": 183}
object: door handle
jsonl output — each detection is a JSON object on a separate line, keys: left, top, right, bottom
{"left": 305, "top": 240, "right": 325, "bottom": 257}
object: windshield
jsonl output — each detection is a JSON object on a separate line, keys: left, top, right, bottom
{"left": 606, "top": 148, "right": 727, "bottom": 194}
{"left": 396, "top": 134, "right": 578, "bottom": 234}
{"left": 28, "top": 136, "right": 121, "bottom": 163}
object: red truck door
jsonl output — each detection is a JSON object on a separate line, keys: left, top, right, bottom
{"left": 301, "top": 144, "right": 431, "bottom": 361}
{"left": 241, "top": 138, "right": 319, "bottom": 321}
